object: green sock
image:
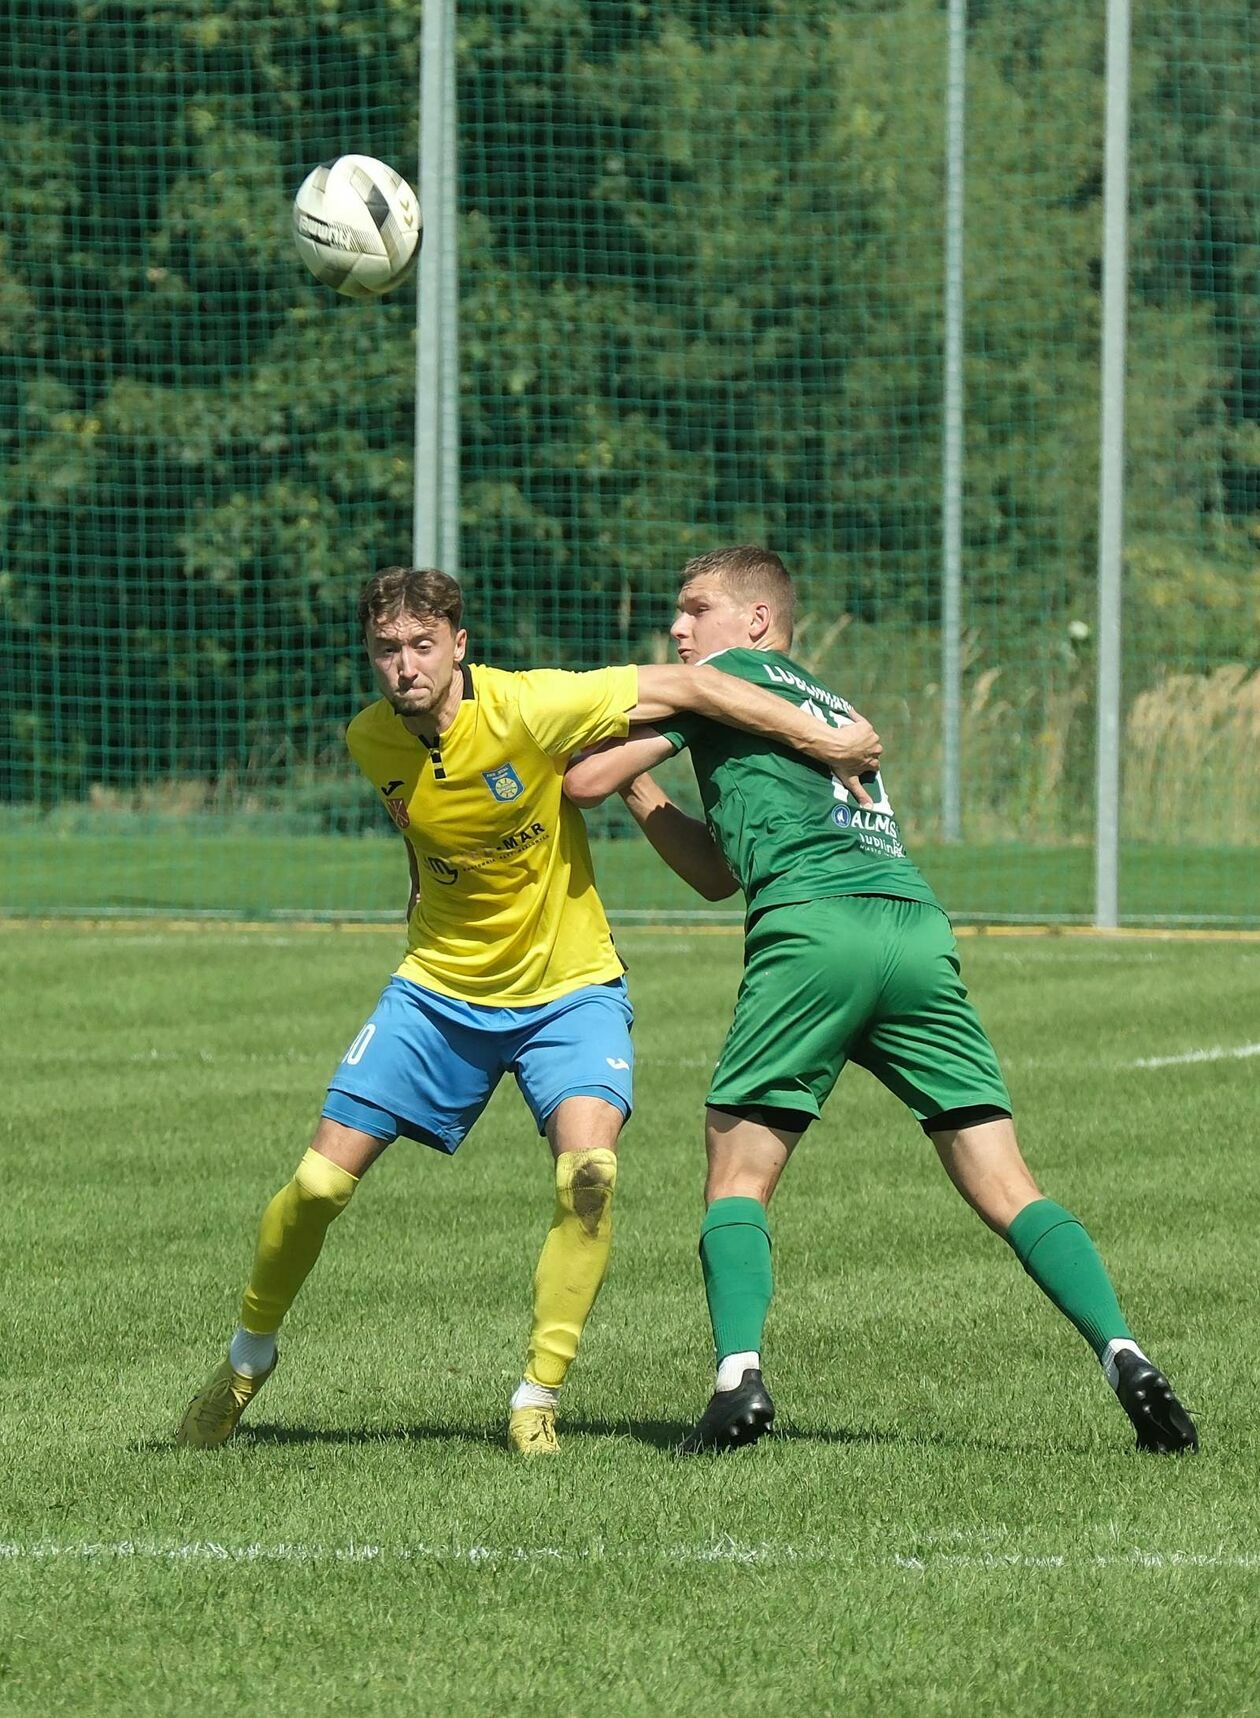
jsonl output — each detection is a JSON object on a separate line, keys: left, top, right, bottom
{"left": 700, "top": 1197, "right": 773, "bottom": 1362}
{"left": 1006, "top": 1198, "right": 1134, "bottom": 1358}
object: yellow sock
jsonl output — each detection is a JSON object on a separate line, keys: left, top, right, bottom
{"left": 239, "top": 1148, "right": 359, "bottom": 1335}
{"left": 525, "top": 1148, "right": 618, "bottom": 1390}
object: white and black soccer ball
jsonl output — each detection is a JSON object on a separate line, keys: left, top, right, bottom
{"left": 292, "top": 155, "right": 421, "bottom": 299}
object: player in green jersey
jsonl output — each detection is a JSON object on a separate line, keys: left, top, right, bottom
{"left": 564, "top": 545, "right": 1198, "bottom": 1457}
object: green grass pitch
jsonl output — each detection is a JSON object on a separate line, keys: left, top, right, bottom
{"left": 2, "top": 923, "right": 1259, "bottom": 1713}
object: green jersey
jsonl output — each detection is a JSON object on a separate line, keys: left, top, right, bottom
{"left": 660, "top": 647, "right": 942, "bottom": 919}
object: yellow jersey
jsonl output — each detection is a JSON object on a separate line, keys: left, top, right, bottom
{"left": 345, "top": 662, "right": 638, "bottom": 1005}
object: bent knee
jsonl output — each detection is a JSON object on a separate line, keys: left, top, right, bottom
{"left": 294, "top": 1147, "right": 359, "bottom": 1213}
{"left": 556, "top": 1147, "right": 618, "bottom": 1232}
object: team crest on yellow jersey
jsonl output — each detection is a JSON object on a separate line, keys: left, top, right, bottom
{"left": 482, "top": 763, "right": 524, "bottom": 802}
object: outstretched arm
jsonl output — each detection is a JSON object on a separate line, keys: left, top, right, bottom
{"left": 628, "top": 663, "right": 881, "bottom": 806}
{"left": 618, "top": 772, "right": 740, "bottom": 902}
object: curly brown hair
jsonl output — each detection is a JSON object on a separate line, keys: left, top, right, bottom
{"left": 357, "top": 567, "right": 463, "bottom": 635}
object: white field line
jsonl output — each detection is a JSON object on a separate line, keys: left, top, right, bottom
{"left": 1129, "top": 1042, "right": 1260, "bottom": 1070}
{"left": 892, "top": 1551, "right": 1260, "bottom": 1571}
{"left": 1, "top": 1539, "right": 1259, "bottom": 1572}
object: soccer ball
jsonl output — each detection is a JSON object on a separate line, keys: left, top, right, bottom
{"left": 292, "top": 155, "right": 421, "bottom": 299}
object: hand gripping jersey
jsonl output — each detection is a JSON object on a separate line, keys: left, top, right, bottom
{"left": 346, "top": 663, "right": 638, "bottom": 1005}
{"left": 659, "top": 648, "right": 942, "bottom": 921}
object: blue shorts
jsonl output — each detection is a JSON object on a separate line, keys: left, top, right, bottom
{"left": 322, "top": 974, "right": 634, "bottom": 1153}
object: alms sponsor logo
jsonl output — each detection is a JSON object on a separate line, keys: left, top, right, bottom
{"left": 482, "top": 763, "right": 525, "bottom": 802}
{"left": 851, "top": 810, "right": 900, "bottom": 837}
{"left": 854, "top": 816, "right": 906, "bottom": 857}
{"left": 832, "top": 804, "right": 903, "bottom": 853}
{"left": 763, "top": 663, "right": 852, "bottom": 716}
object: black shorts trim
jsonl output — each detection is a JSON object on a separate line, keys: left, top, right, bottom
{"left": 919, "top": 1103, "right": 1012, "bottom": 1138}
{"left": 709, "top": 1102, "right": 816, "bottom": 1137}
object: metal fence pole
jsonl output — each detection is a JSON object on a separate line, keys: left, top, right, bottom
{"left": 1094, "top": 0, "right": 1131, "bottom": 928}
{"left": 438, "top": 0, "right": 460, "bottom": 581}
{"left": 941, "top": 0, "right": 966, "bottom": 843}
{"left": 413, "top": 0, "right": 447, "bottom": 568}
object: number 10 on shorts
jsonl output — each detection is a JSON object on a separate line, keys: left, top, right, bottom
{"left": 343, "top": 1024, "right": 376, "bottom": 1067}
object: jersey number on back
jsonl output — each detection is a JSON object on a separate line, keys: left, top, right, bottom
{"left": 801, "top": 700, "right": 894, "bottom": 814}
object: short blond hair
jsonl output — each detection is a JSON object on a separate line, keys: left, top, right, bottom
{"left": 680, "top": 545, "right": 796, "bottom": 639}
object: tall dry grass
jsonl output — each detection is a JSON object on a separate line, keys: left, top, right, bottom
{"left": 1123, "top": 665, "right": 1260, "bottom": 845}
{"left": 793, "top": 620, "right": 1259, "bottom": 847}
{"left": 796, "top": 620, "right": 1094, "bottom": 843}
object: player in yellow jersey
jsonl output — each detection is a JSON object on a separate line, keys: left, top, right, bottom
{"left": 178, "top": 565, "right": 882, "bottom": 1455}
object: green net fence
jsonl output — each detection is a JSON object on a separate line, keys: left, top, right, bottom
{"left": 2, "top": 0, "right": 1256, "bottom": 925}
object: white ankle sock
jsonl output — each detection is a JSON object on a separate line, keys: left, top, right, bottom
{"left": 1100, "top": 1338, "right": 1145, "bottom": 1390}
{"left": 716, "top": 1351, "right": 759, "bottom": 1392}
{"left": 229, "top": 1327, "right": 277, "bottom": 1379}
{"left": 511, "top": 1379, "right": 558, "bottom": 1411}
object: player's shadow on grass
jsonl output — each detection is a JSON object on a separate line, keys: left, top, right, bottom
{"left": 228, "top": 1415, "right": 1052, "bottom": 1456}
{"left": 240, "top": 1418, "right": 1031, "bottom": 1456}
{"left": 545, "top": 1416, "right": 696, "bottom": 1451}
{"left": 144, "top": 1416, "right": 696, "bottom": 1453}
{"left": 242, "top": 1420, "right": 501, "bottom": 1449}
{"left": 770, "top": 1421, "right": 1081, "bottom": 1457}
{"left": 242, "top": 1415, "right": 696, "bottom": 1452}
{"left": 142, "top": 1418, "right": 1045, "bottom": 1457}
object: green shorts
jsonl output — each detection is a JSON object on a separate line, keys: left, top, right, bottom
{"left": 707, "top": 895, "right": 1012, "bottom": 1133}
